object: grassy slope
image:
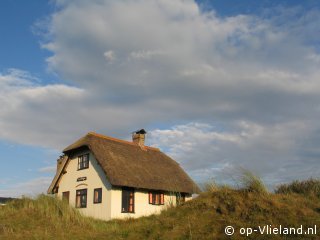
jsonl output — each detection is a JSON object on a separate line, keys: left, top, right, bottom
{"left": 0, "top": 187, "right": 319, "bottom": 240}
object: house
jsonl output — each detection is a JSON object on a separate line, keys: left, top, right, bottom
{"left": 47, "top": 129, "right": 200, "bottom": 220}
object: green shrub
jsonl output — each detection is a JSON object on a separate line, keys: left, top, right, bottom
{"left": 275, "top": 178, "right": 320, "bottom": 197}
{"left": 239, "top": 169, "right": 268, "bottom": 194}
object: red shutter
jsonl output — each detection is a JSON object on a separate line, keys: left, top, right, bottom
{"left": 160, "top": 193, "right": 164, "bottom": 205}
{"left": 129, "top": 192, "right": 134, "bottom": 212}
{"left": 149, "top": 192, "right": 153, "bottom": 204}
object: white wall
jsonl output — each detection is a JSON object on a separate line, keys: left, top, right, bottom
{"left": 110, "top": 188, "right": 192, "bottom": 219}
{"left": 57, "top": 149, "right": 112, "bottom": 220}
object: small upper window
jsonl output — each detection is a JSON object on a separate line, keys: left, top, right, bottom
{"left": 78, "top": 154, "right": 89, "bottom": 170}
{"left": 149, "top": 191, "right": 164, "bottom": 205}
{"left": 93, "top": 188, "right": 102, "bottom": 204}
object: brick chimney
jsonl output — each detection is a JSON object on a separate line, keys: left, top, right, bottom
{"left": 132, "top": 129, "right": 147, "bottom": 146}
{"left": 57, "top": 155, "right": 64, "bottom": 170}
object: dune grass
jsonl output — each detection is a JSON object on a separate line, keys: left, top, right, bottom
{"left": 275, "top": 178, "right": 320, "bottom": 198}
{"left": 238, "top": 169, "right": 268, "bottom": 194}
{"left": 1, "top": 177, "right": 320, "bottom": 239}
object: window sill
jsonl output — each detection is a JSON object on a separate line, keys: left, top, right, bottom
{"left": 77, "top": 168, "right": 89, "bottom": 171}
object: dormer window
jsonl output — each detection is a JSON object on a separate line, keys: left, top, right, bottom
{"left": 78, "top": 153, "right": 89, "bottom": 170}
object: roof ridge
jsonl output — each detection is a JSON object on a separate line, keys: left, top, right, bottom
{"left": 87, "top": 132, "right": 160, "bottom": 151}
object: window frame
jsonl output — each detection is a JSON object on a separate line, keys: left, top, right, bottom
{"left": 77, "top": 153, "right": 89, "bottom": 170}
{"left": 93, "top": 188, "right": 102, "bottom": 204}
{"left": 62, "top": 191, "right": 70, "bottom": 203}
{"left": 121, "top": 187, "right": 135, "bottom": 213}
{"left": 148, "top": 191, "right": 164, "bottom": 205}
{"left": 176, "top": 192, "right": 186, "bottom": 205}
{"left": 76, "top": 189, "right": 87, "bottom": 208}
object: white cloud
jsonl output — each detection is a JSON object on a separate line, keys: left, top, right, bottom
{"left": 0, "top": 69, "right": 87, "bottom": 149}
{"left": 149, "top": 122, "right": 320, "bottom": 188}
{"left": 1, "top": 0, "right": 320, "bottom": 188}
{"left": 104, "top": 50, "right": 115, "bottom": 63}
{"left": 129, "top": 50, "right": 165, "bottom": 60}
{"left": 0, "top": 177, "right": 52, "bottom": 198}
{"left": 38, "top": 165, "right": 57, "bottom": 173}
{"left": 43, "top": 0, "right": 320, "bottom": 108}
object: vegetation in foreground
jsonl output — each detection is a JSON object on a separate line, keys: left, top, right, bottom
{"left": 0, "top": 178, "right": 320, "bottom": 240}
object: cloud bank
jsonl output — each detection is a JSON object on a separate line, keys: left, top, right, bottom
{"left": 0, "top": 177, "right": 52, "bottom": 198}
{"left": 1, "top": 0, "right": 320, "bottom": 188}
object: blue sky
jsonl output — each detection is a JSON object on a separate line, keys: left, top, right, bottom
{"left": 198, "top": 0, "right": 320, "bottom": 16}
{"left": 1, "top": 0, "right": 320, "bottom": 197}
{"left": 0, "top": 0, "right": 58, "bottom": 196}
{"left": 0, "top": 1, "right": 48, "bottom": 73}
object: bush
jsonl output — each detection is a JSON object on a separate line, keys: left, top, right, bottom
{"left": 275, "top": 178, "right": 320, "bottom": 197}
{"left": 202, "top": 179, "right": 219, "bottom": 193}
{"left": 239, "top": 169, "right": 268, "bottom": 194}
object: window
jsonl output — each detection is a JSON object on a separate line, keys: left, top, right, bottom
{"left": 78, "top": 154, "right": 89, "bottom": 170}
{"left": 62, "top": 191, "right": 70, "bottom": 203}
{"left": 176, "top": 192, "right": 186, "bottom": 205}
{"left": 149, "top": 191, "right": 164, "bottom": 205}
{"left": 76, "top": 189, "right": 87, "bottom": 208}
{"left": 122, "top": 187, "right": 134, "bottom": 213}
{"left": 93, "top": 188, "right": 102, "bottom": 204}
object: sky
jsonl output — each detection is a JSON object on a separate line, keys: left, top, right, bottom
{"left": 1, "top": 0, "right": 320, "bottom": 197}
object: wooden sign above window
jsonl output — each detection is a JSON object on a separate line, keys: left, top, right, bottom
{"left": 77, "top": 177, "right": 87, "bottom": 182}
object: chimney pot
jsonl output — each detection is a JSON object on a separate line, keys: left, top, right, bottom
{"left": 132, "top": 129, "right": 147, "bottom": 146}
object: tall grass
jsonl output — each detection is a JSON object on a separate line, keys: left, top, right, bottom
{"left": 201, "top": 169, "right": 268, "bottom": 194}
{"left": 238, "top": 169, "right": 268, "bottom": 194}
{"left": 202, "top": 180, "right": 219, "bottom": 193}
{"left": 0, "top": 175, "right": 320, "bottom": 240}
{"left": 275, "top": 178, "right": 320, "bottom": 197}
{"left": 5, "top": 194, "right": 93, "bottom": 228}
{"left": 2, "top": 178, "right": 320, "bottom": 239}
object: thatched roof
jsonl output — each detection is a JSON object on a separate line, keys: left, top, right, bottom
{"left": 48, "top": 132, "right": 200, "bottom": 194}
